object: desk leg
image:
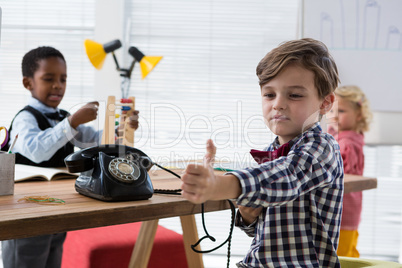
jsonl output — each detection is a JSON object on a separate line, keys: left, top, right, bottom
{"left": 180, "top": 215, "right": 204, "bottom": 268}
{"left": 128, "top": 219, "right": 159, "bottom": 268}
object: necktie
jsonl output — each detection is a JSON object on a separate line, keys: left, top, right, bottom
{"left": 44, "top": 112, "right": 65, "bottom": 121}
{"left": 250, "top": 142, "right": 291, "bottom": 164}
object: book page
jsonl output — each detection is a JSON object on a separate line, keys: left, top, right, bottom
{"left": 15, "top": 164, "right": 78, "bottom": 182}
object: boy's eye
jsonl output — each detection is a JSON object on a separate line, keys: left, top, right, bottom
{"left": 289, "top": 94, "right": 302, "bottom": 98}
{"left": 264, "top": 93, "right": 275, "bottom": 98}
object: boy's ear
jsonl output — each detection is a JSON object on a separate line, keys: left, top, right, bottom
{"left": 320, "top": 93, "right": 335, "bottom": 115}
{"left": 22, "top": 77, "right": 33, "bottom": 91}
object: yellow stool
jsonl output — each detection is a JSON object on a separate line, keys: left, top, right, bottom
{"left": 339, "top": 257, "right": 402, "bottom": 267}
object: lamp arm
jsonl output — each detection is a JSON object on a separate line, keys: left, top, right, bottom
{"left": 126, "top": 59, "right": 137, "bottom": 79}
{"left": 111, "top": 52, "right": 121, "bottom": 70}
{"left": 120, "top": 59, "right": 136, "bottom": 97}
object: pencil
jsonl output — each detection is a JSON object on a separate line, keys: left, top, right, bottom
{"left": 8, "top": 133, "right": 19, "bottom": 154}
{"left": 213, "top": 167, "right": 236, "bottom": 172}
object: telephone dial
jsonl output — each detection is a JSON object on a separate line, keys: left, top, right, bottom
{"left": 64, "top": 145, "right": 154, "bottom": 201}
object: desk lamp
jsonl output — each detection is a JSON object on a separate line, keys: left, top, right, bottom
{"left": 84, "top": 39, "right": 162, "bottom": 146}
{"left": 84, "top": 39, "right": 162, "bottom": 98}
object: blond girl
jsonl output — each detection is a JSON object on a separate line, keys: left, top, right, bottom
{"left": 329, "top": 85, "right": 372, "bottom": 257}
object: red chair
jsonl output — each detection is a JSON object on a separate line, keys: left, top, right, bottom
{"left": 61, "top": 222, "right": 188, "bottom": 268}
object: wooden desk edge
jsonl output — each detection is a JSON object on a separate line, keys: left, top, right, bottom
{"left": 1, "top": 172, "right": 377, "bottom": 240}
{"left": 0, "top": 198, "right": 231, "bottom": 241}
{"left": 344, "top": 174, "right": 377, "bottom": 194}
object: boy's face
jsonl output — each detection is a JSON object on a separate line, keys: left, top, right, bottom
{"left": 261, "top": 63, "right": 333, "bottom": 144}
{"left": 23, "top": 57, "right": 67, "bottom": 108}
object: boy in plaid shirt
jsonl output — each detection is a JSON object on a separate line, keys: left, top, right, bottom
{"left": 181, "top": 38, "right": 344, "bottom": 267}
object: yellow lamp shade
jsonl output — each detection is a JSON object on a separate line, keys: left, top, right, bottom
{"left": 128, "top": 46, "right": 163, "bottom": 79}
{"left": 139, "top": 56, "right": 163, "bottom": 79}
{"left": 84, "top": 39, "right": 107, "bottom": 70}
{"left": 84, "top": 40, "right": 162, "bottom": 80}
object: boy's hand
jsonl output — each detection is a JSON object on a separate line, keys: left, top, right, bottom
{"left": 127, "top": 110, "right": 140, "bottom": 130}
{"left": 181, "top": 139, "right": 217, "bottom": 204}
{"left": 68, "top": 101, "right": 99, "bottom": 129}
{"left": 238, "top": 205, "right": 263, "bottom": 225}
{"left": 204, "top": 139, "right": 216, "bottom": 166}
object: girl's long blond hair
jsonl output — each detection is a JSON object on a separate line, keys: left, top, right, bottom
{"left": 335, "top": 85, "right": 372, "bottom": 133}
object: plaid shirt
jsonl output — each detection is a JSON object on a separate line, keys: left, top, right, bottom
{"left": 231, "top": 123, "right": 344, "bottom": 268}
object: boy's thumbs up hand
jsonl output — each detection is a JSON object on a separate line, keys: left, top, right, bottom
{"left": 182, "top": 139, "right": 242, "bottom": 203}
{"left": 203, "top": 139, "right": 216, "bottom": 168}
{"left": 182, "top": 139, "right": 218, "bottom": 204}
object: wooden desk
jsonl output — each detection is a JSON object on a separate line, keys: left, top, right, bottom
{"left": 0, "top": 171, "right": 377, "bottom": 267}
{"left": 0, "top": 170, "right": 231, "bottom": 268}
{"left": 344, "top": 174, "right": 377, "bottom": 194}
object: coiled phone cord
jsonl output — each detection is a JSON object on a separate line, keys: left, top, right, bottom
{"left": 152, "top": 162, "right": 182, "bottom": 195}
{"left": 191, "top": 199, "right": 236, "bottom": 268}
{"left": 152, "top": 163, "right": 236, "bottom": 268}
{"left": 152, "top": 162, "right": 181, "bottom": 179}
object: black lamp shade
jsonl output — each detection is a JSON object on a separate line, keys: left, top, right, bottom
{"left": 128, "top": 47, "right": 145, "bottom": 62}
{"left": 104, "top": 40, "right": 122, "bottom": 53}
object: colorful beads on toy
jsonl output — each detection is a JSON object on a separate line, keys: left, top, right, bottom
{"left": 120, "top": 98, "right": 133, "bottom": 103}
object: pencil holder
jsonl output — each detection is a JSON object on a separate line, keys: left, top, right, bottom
{"left": 0, "top": 152, "right": 15, "bottom": 196}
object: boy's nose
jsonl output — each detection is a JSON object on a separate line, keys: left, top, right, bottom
{"left": 52, "top": 82, "right": 62, "bottom": 89}
{"left": 273, "top": 96, "right": 286, "bottom": 110}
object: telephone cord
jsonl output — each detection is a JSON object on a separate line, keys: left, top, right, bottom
{"left": 153, "top": 165, "right": 236, "bottom": 268}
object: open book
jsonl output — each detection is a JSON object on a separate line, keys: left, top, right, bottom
{"left": 15, "top": 164, "right": 78, "bottom": 182}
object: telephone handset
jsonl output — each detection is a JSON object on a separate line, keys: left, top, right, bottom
{"left": 64, "top": 144, "right": 154, "bottom": 201}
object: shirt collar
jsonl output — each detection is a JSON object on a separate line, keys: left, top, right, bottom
{"left": 27, "top": 96, "right": 60, "bottom": 114}
{"left": 271, "top": 122, "right": 322, "bottom": 149}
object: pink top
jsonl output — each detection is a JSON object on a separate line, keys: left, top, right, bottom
{"left": 333, "top": 130, "right": 365, "bottom": 230}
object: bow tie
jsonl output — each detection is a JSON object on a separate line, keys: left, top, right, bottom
{"left": 44, "top": 111, "right": 65, "bottom": 121}
{"left": 250, "top": 142, "right": 291, "bottom": 164}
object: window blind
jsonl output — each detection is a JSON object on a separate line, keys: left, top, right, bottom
{"left": 1, "top": 1, "right": 400, "bottom": 266}
{"left": 123, "top": 0, "right": 301, "bottom": 260}
{"left": 0, "top": 0, "right": 96, "bottom": 129}
{"left": 123, "top": 0, "right": 300, "bottom": 167}
{"left": 122, "top": 1, "right": 402, "bottom": 264}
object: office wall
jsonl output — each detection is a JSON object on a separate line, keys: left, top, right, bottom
{"left": 93, "top": 0, "right": 124, "bottom": 101}
{"left": 303, "top": 0, "right": 402, "bottom": 145}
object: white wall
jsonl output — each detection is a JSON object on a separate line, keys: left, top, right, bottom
{"left": 93, "top": 0, "right": 125, "bottom": 101}
{"left": 365, "top": 112, "right": 402, "bottom": 146}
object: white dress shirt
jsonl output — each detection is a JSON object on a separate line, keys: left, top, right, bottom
{"left": 9, "top": 96, "right": 101, "bottom": 163}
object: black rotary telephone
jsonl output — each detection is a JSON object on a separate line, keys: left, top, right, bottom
{"left": 64, "top": 144, "right": 154, "bottom": 201}
{"left": 65, "top": 144, "right": 236, "bottom": 268}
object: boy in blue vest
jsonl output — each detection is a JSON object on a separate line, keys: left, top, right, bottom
{"left": 2, "top": 46, "right": 139, "bottom": 268}
{"left": 181, "top": 38, "right": 344, "bottom": 267}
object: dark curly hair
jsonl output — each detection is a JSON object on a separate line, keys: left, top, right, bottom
{"left": 22, "top": 46, "right": 65, "bottom": 78}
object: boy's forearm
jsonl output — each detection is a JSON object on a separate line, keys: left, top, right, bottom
{"left": 68, "top": 115, "right": 79, "bottom": 129}
{"left": 211, "top": 174, "right": 242, "bottom": 201}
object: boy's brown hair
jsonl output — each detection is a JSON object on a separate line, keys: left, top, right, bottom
{"left": 256, "top": 38, "right": 340, "bottom": 99}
